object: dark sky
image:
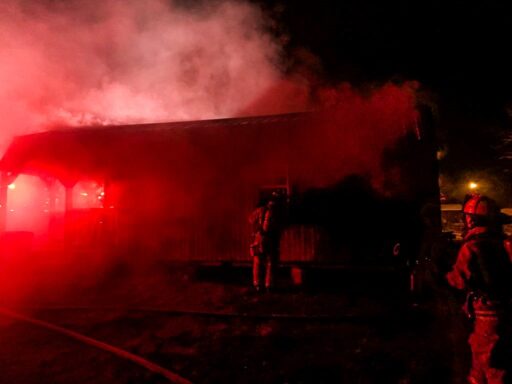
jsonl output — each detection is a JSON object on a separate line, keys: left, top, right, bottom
{"left": 258, "top": 0, "right": 512, "bottom": 177}
{"left": 262, "top": 1, "right": 510, "bottom": 115}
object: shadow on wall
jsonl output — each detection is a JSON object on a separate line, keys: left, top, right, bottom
{"left": 290, "top": 174, "right": 423, "bottom": 266}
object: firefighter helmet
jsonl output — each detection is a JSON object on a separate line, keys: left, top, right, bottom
{"left": 463, "top": 194, "right": 499, "bottom": 217}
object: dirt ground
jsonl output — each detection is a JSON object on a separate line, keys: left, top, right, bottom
{"left": 0, "top": 260, "right": 471, "bottom": 384}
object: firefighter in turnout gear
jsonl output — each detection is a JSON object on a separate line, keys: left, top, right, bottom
{"left": 446, "top": 194, "right": 512, "bottom": 384}
{"left": 249, "top": 193, "right": 284, "bottom": 292}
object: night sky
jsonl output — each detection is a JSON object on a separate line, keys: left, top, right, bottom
{"left": 261, "top": 0, "right": 511, "bottom": 116}
{"left": 257, "top": 0, "right": 512, "bottom": 197}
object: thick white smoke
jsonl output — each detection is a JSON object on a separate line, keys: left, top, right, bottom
{"left": 0, "top": 0, "right": 285, "bottom": 149}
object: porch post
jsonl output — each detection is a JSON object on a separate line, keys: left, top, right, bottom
{"left": 0, "top": 175, "right": 7, "bottom": 233}
{"left": 0, "top": 172, "right": 18, "bottom": 233}
{"left": 61, "top": 179, "right": 77, "bottom": 245}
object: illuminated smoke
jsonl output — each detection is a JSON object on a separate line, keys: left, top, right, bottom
{"left": 0, "top": 1, "right": 427, "bottom": 306}
{"left": 0, "top": 0, "right": 423, "bottom": 150}
{"left": 242, "top": 81, "right": 421, "bottom": 192}
{"left": 0, "top": 0, "right": 284, "bottom": 150}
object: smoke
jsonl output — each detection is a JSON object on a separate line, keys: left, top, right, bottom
{"left": 239, "top": 81, "right": 421, "bottom": 192}
{"left": 0, "top": 1, "right": 430, "bottom": 306}
{"left": 0, "top": 0, "right": 285, "bottom": 150}
{"left": 0, "top": 0, "right": 424, "bottom": 148}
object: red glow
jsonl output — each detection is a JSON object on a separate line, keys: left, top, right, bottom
{"left": 5, "top": 175, "right": 52, "bottom": 236}
{"left": 73, "top": 181, "right": 104, "bottom": 209}
{"left": 0, "top": 0, "right": 283, "bottom": 153}
{"left": 0, "top": 0, "right": 432, "bottom": 310}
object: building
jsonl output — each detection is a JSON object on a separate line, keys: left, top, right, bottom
{"left": 0, "top": 110, "right": 440, "bottom": 266}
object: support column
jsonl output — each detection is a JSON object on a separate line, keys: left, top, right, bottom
{"left": 48, "top": 180, "right": 57, "bottom": 213}
{"left": 98, "top": 178, "right": 109, "bottom": 246}
{"left": 0, "top": 180, "right": 7, "bottom": 234}
{"left": 65, "top": 186, "right": 74, "bottom": 212}
{"left": 61, "top": 179, "right": 77, "bottom": 246}
{"left": 0, "top": 172, "right": 18, "bottom": 233}
{"left": 43, "top": 178, "right": 57, "bottom": 238}
{"left": 105, "top": 179, "right": 120, "bottom": 247}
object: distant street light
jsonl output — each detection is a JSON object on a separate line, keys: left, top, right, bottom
{"left": 468, "top": 181, "right": 479, "bottom": 191}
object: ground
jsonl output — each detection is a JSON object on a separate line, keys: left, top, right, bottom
{"left": 0, "top": 258, "right": 471, "bottom": 384}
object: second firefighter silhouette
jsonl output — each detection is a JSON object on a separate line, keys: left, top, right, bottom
{"left": 249, "top": 192, "right": 285, "bottom": 292}
{"left": 446, "top": 194, "right": 512, "bottom": 384}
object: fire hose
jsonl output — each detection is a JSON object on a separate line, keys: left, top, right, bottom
{"left": 0, "top": 306, "right": 193, "bottom": 384}
{"left": 17, "top": 304, "right": 390, "bottom": 322}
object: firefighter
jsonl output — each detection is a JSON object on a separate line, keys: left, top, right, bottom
{"left": 249, "top": 192, "right": 284, "bottom": 292}
{"left": 446, "top": 194, "right": 512, "bottom": 384}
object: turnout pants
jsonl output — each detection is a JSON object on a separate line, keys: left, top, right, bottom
{"left": 468, "top": 301, "right": 510, "bottom": 384}
{"left": 252, "top": 253, "right": 277, "bottom": 289}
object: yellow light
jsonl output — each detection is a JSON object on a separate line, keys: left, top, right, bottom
{"left": 8, "top": 183, "right": 15, "bottom": 190}
{"left": 469, "top": 182, "right": 478, "bottom": 190}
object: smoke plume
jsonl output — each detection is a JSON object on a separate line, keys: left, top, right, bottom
{"left": 0, "top": 0, "right": 285, "bottom": 150}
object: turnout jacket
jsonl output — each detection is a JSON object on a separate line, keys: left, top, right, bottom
{"left": 447, "top": 226, "right": 512, "bottom": 301}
